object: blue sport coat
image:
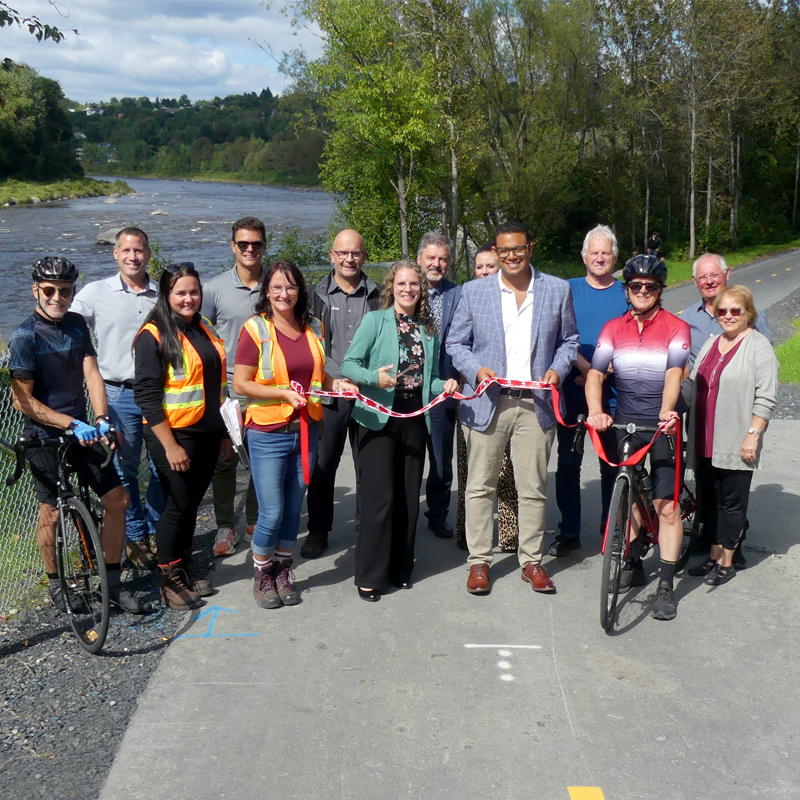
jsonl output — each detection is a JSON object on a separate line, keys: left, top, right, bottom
{"left": 445, "top": 269, "right": 579, "bottom": 432}
{"left": 435, "top": 278, "right": 462, "bottom": 381}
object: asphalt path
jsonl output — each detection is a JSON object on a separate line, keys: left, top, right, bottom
{"left": 99, "top": 419, "right": 800, "bottom": 800}
{"left": 662, "top": 248, "right": 800, "bottom": 314}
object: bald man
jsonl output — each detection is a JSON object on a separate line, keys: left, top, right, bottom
{"left": 302, "top": 230, "right": 382, "bottom": 558}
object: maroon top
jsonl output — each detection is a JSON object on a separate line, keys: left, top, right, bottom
{"left": 695, "top": 337, "right": 744, "bottom": 458}
{"left": 236, "top": 325, "right": 315, "bottom": 432}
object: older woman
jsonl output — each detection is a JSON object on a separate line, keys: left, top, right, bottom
{"left": 686, "top": 285, "right": 778, "bottom": 586}
{"left": 233, "top": 260, "right": 357, "bottom": 609}
{"left": 342, "top": 260, "right": 458, "bottom": 601}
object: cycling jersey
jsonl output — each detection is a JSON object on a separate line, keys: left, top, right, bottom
{"left": 590, "top": 308, "right": 690, "bottom": 419}
{"left": 8, "top": 311, "right": 96, "bottom": 438}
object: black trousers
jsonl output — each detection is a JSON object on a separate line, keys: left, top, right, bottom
{"left": 695, "top": 456, "right": 752, "bottom": 552}
{"left": 146, "top": 428, "right": 222, "bottom": 565}
{"left": 307, "top": 398, "right": 359, "bottom": 534}
{"left": 354, "top": 400, "right": 427, "bottom": 590}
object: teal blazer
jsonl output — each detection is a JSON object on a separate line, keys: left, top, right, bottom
{"left": 341, "top": 308, "right": 447, "bottom": 431}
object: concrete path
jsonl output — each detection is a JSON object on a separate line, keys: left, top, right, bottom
{"left": 100, "top": 420, "right": 800, "bottom": 800}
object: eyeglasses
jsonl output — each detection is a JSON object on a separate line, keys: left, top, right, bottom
{"left": 235, "top": 241, "right": 266, "bottom": 252}
{"left": 38, "top": 285, "right": 74, "bottom": 298}
{"left": 332, "top": 250, "right": 364, "bottom": 259}
{"left": 164, "top": 261, "right": 196, "bottom": 274}
{"left": 717, "top": 307, "right": 743, "bottom": 317}
{"left": 696, "top": 273, "right": 725, "bottom": 283}
{"left": 495, "top": 245, "right": 530, "bottom": 259}
{"left": 268, "top": 284, "right": 299, "bottom": 296}
{"left": 626, "top": 281, "right": 661, "bottom": 294}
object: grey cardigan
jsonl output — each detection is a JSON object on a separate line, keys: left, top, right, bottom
{"left": 684, "top": 330, "right": 778, "bottom": 471}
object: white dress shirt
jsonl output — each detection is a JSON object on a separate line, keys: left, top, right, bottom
{"left": 498, "top": 269, "right": 535, "bottom": 381}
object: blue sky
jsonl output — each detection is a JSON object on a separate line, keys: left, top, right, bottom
{"left": 2, "top": 0, "right": 323, "bottom": 102}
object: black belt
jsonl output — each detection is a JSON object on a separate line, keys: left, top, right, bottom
{"left": 395, "top": 389, "right": 422, "bottom": 401}
{"left": 272, "top": 420, "right": 302, "bottom": 433}
{"left": 105, "top": 379, "right": 134, "bottom": 389}
{"left": 499, "top": 387, "right": 534, "bottom": 399}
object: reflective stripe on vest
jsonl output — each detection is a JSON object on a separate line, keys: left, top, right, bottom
{"left": 141, "top": 318, "right": 227, "bottom": 428}
{"left": 241, "top": 315, "right": 325, "bottom": 426}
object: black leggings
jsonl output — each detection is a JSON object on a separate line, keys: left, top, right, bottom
{"left": 145, "top": 428, "right": 222, "bottom": 565}
{"left": 695, "top": 456, "right": 752, "bottom": 552}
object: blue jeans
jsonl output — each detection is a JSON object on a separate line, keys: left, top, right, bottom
{"left": 105, "top": 384, "right": 164, "bottom": 542}
{"left": 247, "top": 423, "right": 319, "bottom": 557}
{"left": 425, "top": 398, "right": 457, "bottom": 523}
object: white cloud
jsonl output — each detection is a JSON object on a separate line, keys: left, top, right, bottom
{"left": 1, "top": 0, "right": 323, "bottom": 101}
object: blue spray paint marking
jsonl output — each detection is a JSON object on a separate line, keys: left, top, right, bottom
{"left": 173, "top": 606, "right": 260, "bottom": 641}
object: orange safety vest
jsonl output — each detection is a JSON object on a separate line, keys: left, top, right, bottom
{"left": 140, "top": 319, "right": 227, "bottom": 428}
{"left": 239, "top": 315, "right": 325, "bottom": 427}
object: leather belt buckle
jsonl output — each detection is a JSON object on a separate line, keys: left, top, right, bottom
{"left": 500, "top": 387, "right": 531, "bottom": 400}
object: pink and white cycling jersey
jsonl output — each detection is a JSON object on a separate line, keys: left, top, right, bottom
{"left": 590, "top": 308, "right": 691, "bottom": 418}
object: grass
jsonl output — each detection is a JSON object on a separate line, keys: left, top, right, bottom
{"left": 776, "top": 319, "right": 800, "bottom": 385}
{"left": 0, "top": 177, "right": 133, "bottom": 205}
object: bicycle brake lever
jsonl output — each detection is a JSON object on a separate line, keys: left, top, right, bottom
{"left": 5, "top": 438, "right": 29, "bottom": 487}
{"left": 572, "top": 414, "right": 587, "bottom": 456}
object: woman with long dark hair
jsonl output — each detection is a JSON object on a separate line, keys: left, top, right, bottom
{"left": 134, "top": 263, "right": 231, "bottom": 610}
{"left": 342, "top": 260, "right": 458, "bottom": 601}
{"left": 234, "top": 260, "right": 357, "bottom": 609}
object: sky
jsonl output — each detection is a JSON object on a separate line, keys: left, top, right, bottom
{"left": 2, "top": 0, "right": 324, "bottom": 103}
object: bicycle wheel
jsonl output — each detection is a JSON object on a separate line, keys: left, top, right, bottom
{"left": 600, "top": 476, "right": 630, "bottom": 631}
{"left": 56, "top": 497, "right": 109, "bottom": 654}
{"left": 676, "top": 474, "right": 700, "bottom": 571}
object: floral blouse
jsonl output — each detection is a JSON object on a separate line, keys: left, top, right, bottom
{"left": 395, "top": 311, "right": 425, "bottom": 390}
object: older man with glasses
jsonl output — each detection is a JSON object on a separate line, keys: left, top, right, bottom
{"left": 200, "top": 216, "right": 267, "bottom": 557}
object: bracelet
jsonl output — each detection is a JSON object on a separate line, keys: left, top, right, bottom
{"left": 95, "top": 415, "right": 111, "bottom": 424}
{"left": 747, "top": 427, "right": 762, "bottom": 437}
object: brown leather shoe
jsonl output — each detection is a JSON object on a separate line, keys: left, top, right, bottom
{"left": 521, "top": 562, "right": 556, "bottom": 593}
{"left": 466, "top": 563, "right": 490, "bottom": 594}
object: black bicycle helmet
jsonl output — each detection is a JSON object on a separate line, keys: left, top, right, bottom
{"left": 31, "top": 256, "right": 80, "bottom": 283}
{"left": 622, "top": 254, "right": 667, "bottom": 284}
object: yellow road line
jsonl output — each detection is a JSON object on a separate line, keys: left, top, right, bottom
{"left": 568, "top": 788, "right": 605, "bottom": 799}
{"left": 772, "top": 273, "right": 778, "bottom": 277}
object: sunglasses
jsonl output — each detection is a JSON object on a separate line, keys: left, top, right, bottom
{"left": 627, "top": 281, "right": 661, "bottom": 294}
{"left": 164, "top": 261, "right": 197, "bottom": 274}
{"left": 717, "top": 307, "right": 743, "bottom": 317}
{"left": 38, "top": 285, "right": 74, "bottom": 299}
{"left": 235, "top": 240, "right": 266, "bottom": 252}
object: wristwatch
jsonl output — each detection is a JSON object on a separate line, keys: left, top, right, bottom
{"left": 747, "top": 427, "right": 762, "bottom": 437}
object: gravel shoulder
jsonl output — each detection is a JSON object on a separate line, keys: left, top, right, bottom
{"left": 2, "top": 288, "right": 799, "bottom": 799}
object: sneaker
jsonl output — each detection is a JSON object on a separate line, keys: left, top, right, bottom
{"left": 213, "top": 527, "right": 239, "bottom": 557}
{"left": 49, "top": 582, "right": 88, "bottom": 614}
{"left": 159, "top": 568, "right": 204, "bottom": 611}
{"left": 651, "top": 581, "right": 677, "bottom": 620}
{"left": 274, "top": 559, "right": 300, "bottom": 605}
{"left": 253, "top": 564, "right": 281, "bottom": 609}
{"left": 618, "top": 558, "right": 647, "bottom": 594}
{"left": 301, "top": 529, "right": 328, "bottom": 559}
{"left": 244, "top": 524, "right": 256, "bottom": 544}
{"left": 182, "top": 556, "right": 214, "bottom": 597}
{"left": 548, "top": 535, "right": 581, "bottom": 557}
{"left": 109, "top": 586, "right": 151, "bottom": 614}
{"left": 126, "top": 539, "right": 158, "bottom": 571}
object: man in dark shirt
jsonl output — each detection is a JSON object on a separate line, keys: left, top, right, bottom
{"left": 302, "top": 229, "right": 381, "bottom": 558}
{"left": 9, "top": 257, "right": 146, "bottom": 614}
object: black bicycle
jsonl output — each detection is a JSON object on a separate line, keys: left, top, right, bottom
{"left": 5, "top": 432, "right": 119, "bottom": 654}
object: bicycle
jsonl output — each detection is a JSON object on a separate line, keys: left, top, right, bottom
{"left": 4, "top": 432, "right": 119, "bottom": 654}
{"left": 573, "top": 417, "right": 697, "bottom": 631}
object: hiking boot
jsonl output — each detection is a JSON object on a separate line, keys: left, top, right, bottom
{"left": 651, "top": 581, "right": 677, "bottom": 621}
{"left": 182, "top": 556, "right": 214, "bottom": 597}
{"left": 253, "top": 564, "right": 281, "bottom": 609}
{"left": 109, "top": 586, "right": 151, "bottom": 614}
{"left": 245, "top": 524, "right": 256, "bottom": 544}
{"left": 274, "top": 559, "right": 299, "bottom": 605}
{"left": 618, "top": 557, "right": 647, "bottom": 594}
{"left": 548, "top": 535, "right": 581, "bottom": 557}
{"left": 126, "top": 539, "right": 158, "bottom": 571}
{"left": 213, "top": 527, "right": 239, "bottom": 557}
{"left": 49, "top": 582, "right": 88, "bottom": 614}
{"left": 159, "top": 568, "right": 204, "bottom": 611}
{"left": 301, "top": 529, "right": 328, "bottom": 559}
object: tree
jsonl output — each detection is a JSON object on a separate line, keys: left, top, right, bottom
{"left": 0, "top": 1, "right": 77, "bottom": 44}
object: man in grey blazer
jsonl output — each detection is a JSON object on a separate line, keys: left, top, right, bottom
{"left": 446, "top": 221, "right": 579, "bottom": 595}
{"left": 417, "top": 231, "right": 462, "bottom": 538}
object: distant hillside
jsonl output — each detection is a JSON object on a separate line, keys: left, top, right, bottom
{"left": 72, "top": 89, "right": 324, "bottom": 186}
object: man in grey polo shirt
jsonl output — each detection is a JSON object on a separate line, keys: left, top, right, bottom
{"left": 72, "top": 226, "right": 163, "bottom": 570}
{"left": 301, "top": 228, "right": 381, "bottom": 559}
{"left": 681, "top": 252, "right": 771, "bottom": 368}
{"left": 201, "top": 216, "right": 265, "bottom": 557}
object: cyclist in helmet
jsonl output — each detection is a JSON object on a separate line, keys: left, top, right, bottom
{"left": 8, "top": 257, "right": 147, "bottom": 615}
{"left": 584, "top": 254, "right": 691, "bottom": 621}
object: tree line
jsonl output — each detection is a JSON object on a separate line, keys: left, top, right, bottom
{"left": 277, "top": 0, "right": 800, "bottom": 267}
{"left": 76, "top": 90, "right": 324, "bottom": 186}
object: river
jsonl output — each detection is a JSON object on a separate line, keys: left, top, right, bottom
{"left": 0, "top": 177, "right": 335, "bottom": 338}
